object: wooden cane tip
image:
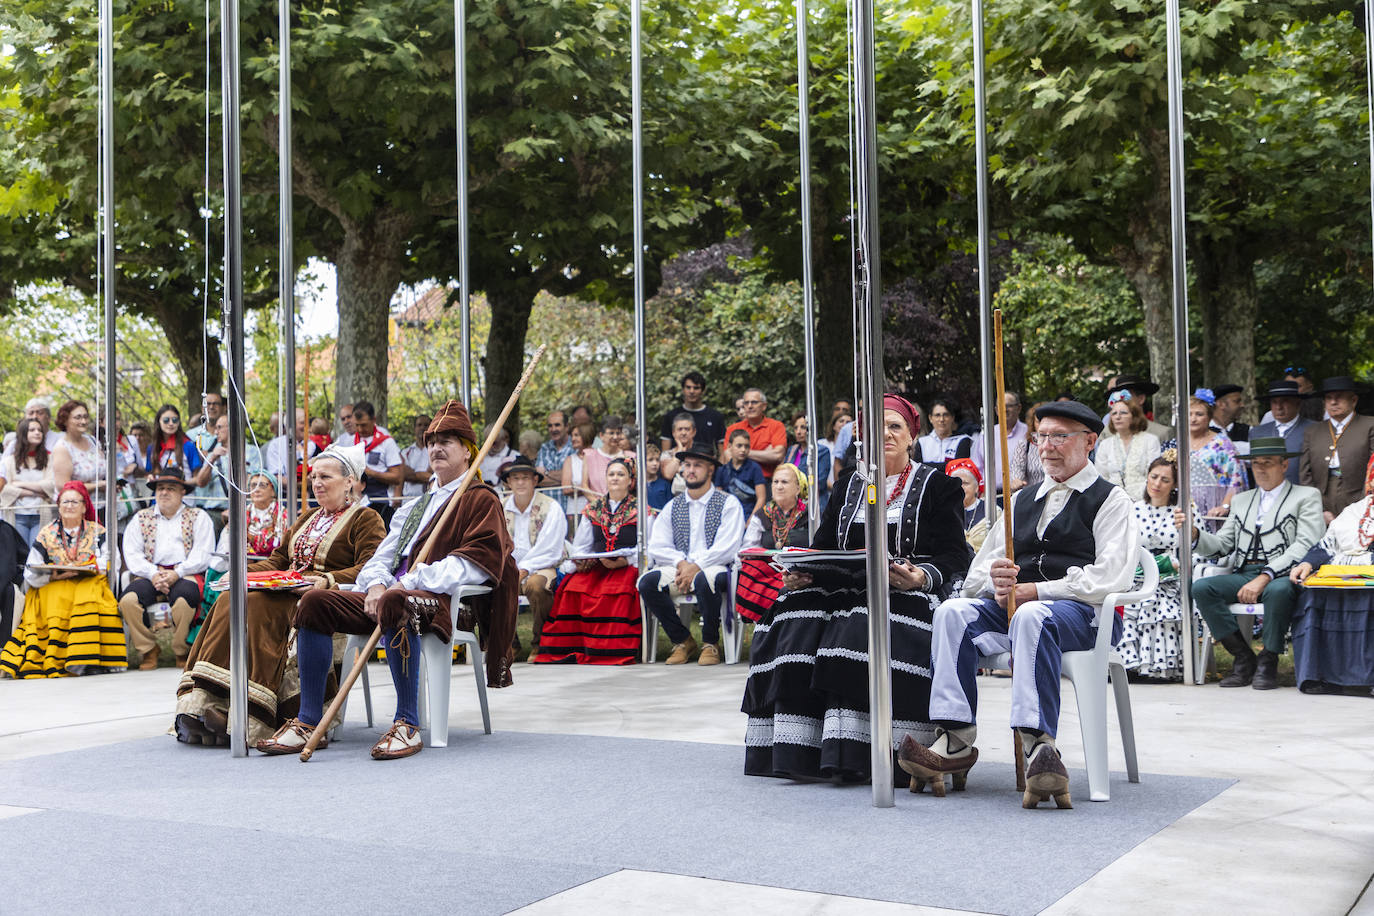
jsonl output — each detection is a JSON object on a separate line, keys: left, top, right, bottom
{"left": 298, "top": 749, "right": 313, "bottom": 763}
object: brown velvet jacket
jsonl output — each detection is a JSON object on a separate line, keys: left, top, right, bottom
{"left": 407, "top": 481, "right": 520, "bottom": 688}
{"left": 248, "top": 504, "right": 386, "bottom": 586}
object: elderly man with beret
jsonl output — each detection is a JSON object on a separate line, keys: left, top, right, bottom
{"left": 899, "top": 401, "right": 1138, "bottom": 809}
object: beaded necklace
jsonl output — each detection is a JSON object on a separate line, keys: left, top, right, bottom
{"left": 886, "top": 461, "right": 914, "bottom": 506}
{"left": 291, "top": 506, "right": 344, "bottom": 571}
{"left": 1358, "top": 498, "right": 1374, "bottom": 550}
{"left": 587, "top": 494, "right": 636, "bottom": 545}
{"left": 764, "top": 499, "right": 806, "bottom": 547}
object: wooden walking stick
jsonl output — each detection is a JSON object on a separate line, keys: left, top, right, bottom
{"left": 994, "top": 309, "right": 1026, "bottom": 792}
{"left": 993, "top": 309, "right": 1016, "bottom": 622}
{"left": 299, "top": 345, "right": 547, "bottom": 762}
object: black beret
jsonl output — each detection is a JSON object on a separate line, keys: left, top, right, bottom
{"left": 1033, "top": 400, "right": 1104, "bottom": 434}
{"left": 1212, "top": 384, "right": 1243, "bottom": 399}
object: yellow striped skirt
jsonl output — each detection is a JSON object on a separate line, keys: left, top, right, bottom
{"left": 0, "top": 576, "right": 128, "bottom": 678}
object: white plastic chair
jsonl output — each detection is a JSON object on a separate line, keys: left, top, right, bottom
{"left": 1190, "top": 560, "right": 1262, "bottom": 682}
{"left": 639, "top": 567, "right": 742, "bottom": 664}
{"left": 340, "top": 583, "right": 493, "bottom": 747}
{"left": 978, "top": 545, "right": 1156, "bottom": 802}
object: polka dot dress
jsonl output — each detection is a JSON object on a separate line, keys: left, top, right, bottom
{"left": 1116, "top": 502, "right": 1188, "bottom": 680}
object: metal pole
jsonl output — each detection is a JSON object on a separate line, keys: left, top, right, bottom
{"left": 1165, "top": 0, "right": 1195, "bottom": 685}
{"left": 853, "top": 0, "right": 893, "bottom": 806}
{"left": 279, "top": 0, "right": 298, "bottom": 525}
{"left": 455, "top": 0, "right": 471, "bottom": 407}
{"left": 99, "top": 0, "right": 118, "bottom": 579}
{"left": 797, "top": 0, "right": 820, "bottom": 539}
{"left": 1365, "top": 0, "right": 1374, "bottom": 285}
{"left": 222, "top": 0, "right": 250, "bottom": 754}
{"left": 631, "top": 0, "right": 652, "bottom": 663}
{"left": 971, "top": 0, "right": 997, "bottom": 526}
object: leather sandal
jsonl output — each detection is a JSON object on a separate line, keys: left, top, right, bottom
{"left": 370, "top": 721, "right": 423, "bottom": 760}
{"left": 255, "top": 718, "right": 326, "bottom": 756}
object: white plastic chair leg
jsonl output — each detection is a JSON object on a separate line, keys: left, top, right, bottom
{"left": 460, "top": 632, "right": 491, "bottom": 734}
{"left": 341, "top": 635, "right": 374, "bottom": 727}
{"left": 1064, "top": 654, "right": 1110, "bottom": 802}
{"left": 722, "top": 567, "right": 743, "bottom": 664}
{"left": 1109, "top": 660, "right": 1139, "bottom": 784}
{"left": 422, "top": 635, "right": 450, "bottom": 746}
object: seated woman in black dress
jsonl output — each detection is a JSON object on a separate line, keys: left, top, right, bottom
{"left": 742, "top": 394, "right": 969, "bottom": 783}
{"left": 532, "top": 457, "right": 641, "bottom": 665}
{"left": 736, "top": 462, "right": 811, "bottom": 623}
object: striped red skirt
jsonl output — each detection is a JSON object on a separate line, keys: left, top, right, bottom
{"left": 735, "top": 557, "right": 782, "bottom": 623}
{"left": 531, "top": 564, "right": 641, "bottom": 665}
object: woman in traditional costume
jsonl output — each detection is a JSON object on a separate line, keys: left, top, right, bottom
{"left": 735, "top": 463, "right": 811, "bottom": 624}
{"left": 1170, "top": 392, "right": 1245, "bottom": 517}
{"left": 533, "top": 457, "right": 640, "bottom": 664}
{"left": 174, "top": 444, "right": 385, "bottom": 745}
{"left": 742, "top": 394, "right": 969, "bottom": 783}
{"left": 1289, "top": 458, "right": 1374, "bottom": 695}
{"left": 0, "top": 482, "right": 126, "bottom": 678}
{"left": 192, "top": 471, "right": 290, "bottom": 644}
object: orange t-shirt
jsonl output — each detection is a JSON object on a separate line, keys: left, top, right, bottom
{"left": 725, "top": 417, "right": 787, "bottom": 478}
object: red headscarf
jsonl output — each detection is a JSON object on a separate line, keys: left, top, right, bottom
{"left": 945, "top": 458, "right": 984, "bottom": 495}
{"left": 60, "top": 480, "right": 97, "bottom": 522}
{"left": 859, "top": 394, "right": 922, "bottom": 437}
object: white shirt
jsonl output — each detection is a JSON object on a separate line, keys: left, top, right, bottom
{"left": 961, "top": 462, "right": 1137, "bottom": 606}
{"left": 646, "top": 487, "right": 745, "bottom": 570}
{"left": 503, "top": 492, "right": 566, "bottom": 573}
{"left": 122, "top": 504, "right": 216, "bottom": 579}
{"left": 400, "top": 444, "right": 430, "bottom": 499}
{"left": 917, "top": 432, "right": 975, "bottom": 467}
{"left": 1327, "top": 414, "right": 1353, "bottom": 470}
{"left": 355, "top": 475, "right": 488, "bottom": 596}
{"left": 335, "top": 426, "right": 390, "bottom": 447}
{"left": 1254, "top": 481, "right": 1284, "bottom": 528}
{"left": 479, "top": 445, "right": 517, "bottom": 483}
{"left": 264, "top": 435, "right": 318, "bottom": 479}
{"left": 970, "top": 421, "right": 1026, "bottom": 492}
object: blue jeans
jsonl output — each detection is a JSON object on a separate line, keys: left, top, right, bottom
{"left": 12, "top": 513, "right": 40, "bottom": 547}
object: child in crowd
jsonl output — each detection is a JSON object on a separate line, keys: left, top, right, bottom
{"left": 645, "top": 445, "right": 673, "bottom": 511}
{"left": 308, "top": 417, "right": 332, "bottom": 454}
{"left": 715, "top": 428, "right": 766, "bottom": 518}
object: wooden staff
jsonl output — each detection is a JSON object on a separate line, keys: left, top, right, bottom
{"left": 299, "top": 345, "right": 547, "bottom": 762}
{"left": 993, "top": 309, "right": 1017, "bottom": 621}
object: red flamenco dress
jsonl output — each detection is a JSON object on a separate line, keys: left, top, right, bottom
{"left": 533, "top": 495, "right": 640, "bottom": 665}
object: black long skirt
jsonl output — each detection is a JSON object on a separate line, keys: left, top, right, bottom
{"left": 741, "top": 576, "right": 939, "bottom": 784}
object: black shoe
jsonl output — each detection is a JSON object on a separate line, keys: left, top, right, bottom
{"left": 1217, "top": 633, "right": 1256, "bottom": 688}
{"left": 174, "top": 713, "right": 214, "bottom": 746}
{"left": 1299, "top": 680, "right": 1343, "bottom": 695}
{"left": 1251, "top": 650, "right": 1279, "bottom": 690}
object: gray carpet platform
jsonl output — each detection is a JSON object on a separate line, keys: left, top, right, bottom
{"left": 0, "top": 727, "right": 1231, "bottom": 915}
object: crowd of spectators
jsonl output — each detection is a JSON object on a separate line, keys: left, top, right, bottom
{"left": 1, "top": 363, "right": 1371, "bottom": 698}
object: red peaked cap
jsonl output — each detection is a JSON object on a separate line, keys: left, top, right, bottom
{"left": 857, "top": 394, "right": 922, "bottom": 437}
{"left": 425, "top": 399, "right": 477, "bottom": 446}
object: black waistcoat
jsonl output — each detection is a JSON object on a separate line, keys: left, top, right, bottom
{"left": 591, "top": 520, "right": 637, "bottom": 553}
{"left": 1011, "top": 477, "right": 1113, "bottom": 584}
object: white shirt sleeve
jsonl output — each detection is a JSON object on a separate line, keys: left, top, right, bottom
{"left": 570, "top": 516, "right": 594, "bottom": 555}
{"left": 399, "top": 555, "right": 487, "bottom": 595}
{"left": 355, "top": 504, "right": 408, "bottom": 592}
{"left": 210, "top": 526, "right": 231, "bottom": 574}
{"left": 123, "top": 516, "right": 156, "bottom": 580}
{"left": 22, "top": 543, "right": 47, "bottom": 589}
{"left": 742, "top": 514, "right": 763, "bottom": 550}
{"left": 690, "top": 496, "right": 744, "bottom": 569}
{"left": 176, "top": 509, "right": 217, "bottom": 577}
{"left": 520, "top": 500, "right": 567, "bottom": 572}
{"left": 647, "top": 502, "right": 684, "bottom": 567}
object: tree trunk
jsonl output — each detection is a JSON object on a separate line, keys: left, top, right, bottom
{"left": 1194, "top": 237, "right": 1258, "bottom": 421}
{"left": 334, "top": 209, "right": 412, "bottom": 426}
{"left": 482, "top": 286, "right": 536, "bottom": 438}
{"left": 151, "top": 300, "right": 223, "bottom": 416}
{"left": 1115, "top": 128, "right": 1180, "bottom": 427}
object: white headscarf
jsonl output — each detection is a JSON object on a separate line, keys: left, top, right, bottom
{"left": 315, "top": 443, "right": 365, "bottom": 480}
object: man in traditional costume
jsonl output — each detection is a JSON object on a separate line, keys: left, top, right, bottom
{"left": 1187, "top": 436, "right": 1324, "bottom": 690}
{"left": 1299, "top": 376, "right": 1374, "bottom": 523}
{"left": 899, "top": 401, "right": 1137, "bottom": 808}
{"left": 637, "top": 441, "right": 745, "bottom": 666}
{"left": 499, "top": 455, "right": 566, "bottom": 656}
{"left": 1251, "top": 380, "right": 1315, "bottom": 485}
{"left": 119, "top": 468, "right": 216, "bottom": 670}
{"left": 256, "top": 400, "right": 519, "bottom": 760}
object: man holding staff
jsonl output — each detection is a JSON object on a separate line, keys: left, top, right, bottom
{"left": 899, "top": 401, "right": 1137, "bottom": 808}
{"left": 256, "top": 400, "right": 519, "bottom": 760}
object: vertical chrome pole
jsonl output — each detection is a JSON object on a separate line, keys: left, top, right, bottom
{"left": 1365, "top": 0, "right": 1374, "bottom": 285}
{"left": 853, "top": 0, "right": 893, "bottom": 806}
{"left": 631, "top": 0, "right": 651, "bottom": 662}
{"left": 279, "top": 0, "right": 298, "bottom": 524}
{"left": 222, "top": 0, "right": 250, "bottom": 754}
{"left": 797, "top": 0, "right": 820, "bottom": 538}
{"left": 1165, "top": 0, "right": 1195, "bottom": 685}
{"left": 455, "top": 0, "right": 471, "bottom": 407}
{"left": 971, "top": 0, "right": 997, "bottom": 524}
{"left": 98, "top": 0, "right": 118, "bottom": 577}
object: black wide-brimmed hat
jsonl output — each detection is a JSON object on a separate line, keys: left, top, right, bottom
{"left": 1106, "top": 374, "right": 1160, "bottom": 398}
{"left": 1318, "top": 375, "right": 1364, "bottom": 395}
{"left": 1212, "top": 384, "right": 1243, "bottom": 399}
{"left": 1034, "top": 400, "right": 1104, "bottom": 435}
{"left": 1243, "top": 437, "right": 1302, "bottom": 460}
{"left": 1259, "top": 380, "right": 1302, "bottom": 400}
{"left": 147, "top": 467, "right": 196, "bottom": 492}
{"left": 676, "top": 440, "right": 722, "bottom": 467}
{"left": 497, "top": 455, "right": 545, "bottom": 485}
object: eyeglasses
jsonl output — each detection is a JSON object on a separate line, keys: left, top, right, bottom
{"left": 58, "top": 499, "right": 85, "bottom": 508}
{"left": 1031, "top": 431, "right": 1089, "bottom": 447}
